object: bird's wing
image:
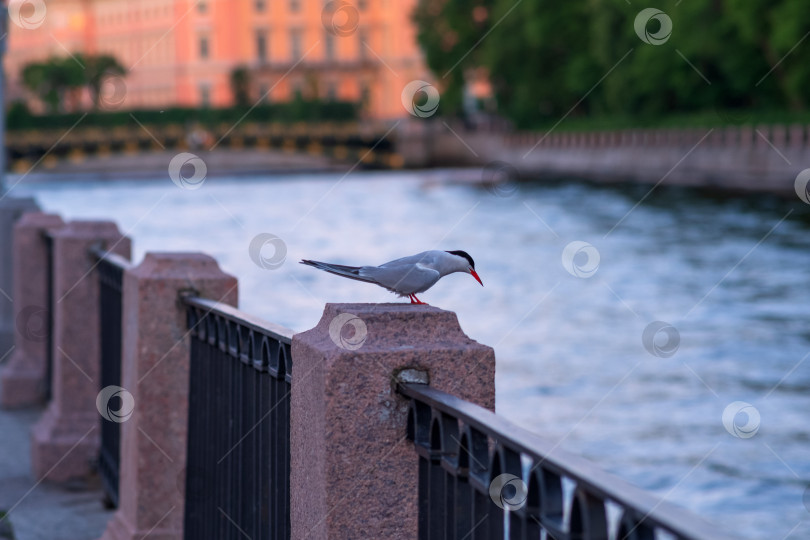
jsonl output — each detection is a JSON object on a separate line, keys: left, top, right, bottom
{"left": 378, "top": 251, "right": 439, "bottom": 269}
{"left": 360, "top": 263, "right": 441, "bottom": 295}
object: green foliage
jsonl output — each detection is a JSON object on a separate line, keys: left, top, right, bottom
{"left": 6, "top": 101, "right": 32, "bottom": 129}
{"left": 414, "top": 0, "right": 810, "bottom": 128}
{"left": 0, "top": 509, "right": 14, "bottom": 540}
{"left": 413, "top": 0, "right": 498, "bottom": 115}
{"left": 20, "top": 54, "right": 126, "bottom": 112}
{"left": 83, "top": 55, "right": 127, "bottom": 109}
{"left": 22, "top": 56, "right": 85, "bottom": 113}
{"left": 6, "top": 101, "right": 360, "bottom": 131}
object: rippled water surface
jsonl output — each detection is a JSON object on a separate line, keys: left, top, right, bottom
{"left": 15, "top": 170, "right": 810, "bottom": 539}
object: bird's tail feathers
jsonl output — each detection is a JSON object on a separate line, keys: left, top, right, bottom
{"left": 300, "top": 259, "right": 375, "bottom": 284}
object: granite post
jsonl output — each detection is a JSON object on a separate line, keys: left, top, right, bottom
{"left": 0, "top": 197, "right": 40, "bottom": 361}
{"left": 100, "top": 253, "right": 237, "bottom": 540}
{"left": 290, "top": 303, "right": 495, "bottom": 539}
{"left": 31, "top": 220, "right": 131, "bottom": 482}
{"left": 0, "top": 212, "right": 64, "bottom": 408}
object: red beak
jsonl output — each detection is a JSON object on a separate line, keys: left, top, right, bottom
{"left": 470, "top": 269, "right": 483, "bottom": 286}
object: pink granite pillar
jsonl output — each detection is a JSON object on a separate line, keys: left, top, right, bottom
{"left": 0, "top": 213, "right": 64, "bottom": 408}
{"left": 740, "top": 126, "right": 753, "bottom": 149}
{"left": 0, "top": 197, "right": 40, "bottom": 361}
{"left": 100, "top": 253, "right": 237, "bottom": 540}
{"left": 724, "top": 126, "right": 738, "bottom": 146}
{"left": 788, "top": 124, "right": 804, "bottom": 149}
{"left": 31, "top": 221, "right": 131, "bottom": 482}
{"left": 755, "top": 125, "right": 770, "bottom": 149}
{"left": 772, "top": 125, "right": 787, "bottom": 149}
{"left": 291, "top": 303, "right": 495, "bottom": 539}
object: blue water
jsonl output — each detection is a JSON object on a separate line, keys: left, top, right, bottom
{"left": 12, "top": 170, "right": 810, "bottom": 539}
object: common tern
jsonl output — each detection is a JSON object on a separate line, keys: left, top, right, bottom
{"left": 300, "top": 250, "right": 483, "bottom": 304}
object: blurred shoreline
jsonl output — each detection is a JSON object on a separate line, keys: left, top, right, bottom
{"left": 5, "top": 143, "right": 805, "bottom": 202}
{"left": 5, "top": 148, "right": 490, "bottom": 186}
{"left": 6, "top": 148, "right": 354, "bottom": 183}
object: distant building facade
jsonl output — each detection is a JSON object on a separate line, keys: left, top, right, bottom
{"left": 5, "top": 0, "right": 432, "bottom": 119}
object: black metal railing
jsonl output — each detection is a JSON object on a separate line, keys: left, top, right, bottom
{"left": 182, "top": 296, "right": 293, "bottom": 540}
{"left": 400, "top": 383, "right": 736, "bottom": 540}
{"left": 91, "top": 245, "right": 132, "bottom": 508}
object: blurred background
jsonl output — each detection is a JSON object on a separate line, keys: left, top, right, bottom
{"left": 3, "top": 1, "right": 810, "bottom": 539}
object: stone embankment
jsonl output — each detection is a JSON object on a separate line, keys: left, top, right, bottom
{"left": 398, "top": 120, "right": 810, "bottom": 196}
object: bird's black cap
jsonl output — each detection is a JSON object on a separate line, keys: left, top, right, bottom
{"left": 446, "top": 250, "right": 475, "bottom": 268}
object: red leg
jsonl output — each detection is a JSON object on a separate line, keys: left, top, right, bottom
{"left": 412, "top": 294, "right": 428, "bottom": 305}
{"left": 408, "top": 294, "right": 417, "bottom": 304}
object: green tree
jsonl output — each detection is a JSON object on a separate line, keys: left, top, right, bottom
{"left": 413, "top": 0, "right": 810, "bottom": 127}
{"left": 21, "top": 57, "right": 85, "bottom": 113}
{"left": 84, "top": 55, "right": 127, "bottom": 109}
{"left": 483, "top": 0, "right": 600, "bottom": 127}
{"left": 413, "top": 0, "right": 496, "bottom": 116}
{"left": 725, "top": 0, "right": 810, "bottom": 111}
{"left": 21, "top": 63, "right": 53, "bottom": 111}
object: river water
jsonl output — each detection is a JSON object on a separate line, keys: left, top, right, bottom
{"left": 14, "top": 170, "right": 810, "bottom": 539}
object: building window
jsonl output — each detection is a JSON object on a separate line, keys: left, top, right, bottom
{"left": 200, "top": 84, "right": 211, "bottom": 106}
{"left": 326, "top": 82, "right": 337, "bottom": 101}
{"left": 357, "top": 0, "right": 367, "bottom": 10}
{"left": 256, "top": 31, "right": 267, "bottom": 62}
{"left": 290, "top": 0, "right": 300, "bottom": 12}
{"left": 290, "top": 29, "right": 302, "bottom": 59}
{"left": 198, "top": 1, "right": 207, "bottom": 13}
{"left": 255, "top": 0, "right": 266, "bottom": 11}
{"left": 324, "top": 32, "right": 335, "bottom": 60}
{"left": 199, "top": 36, "right": 209, "bottom": 59}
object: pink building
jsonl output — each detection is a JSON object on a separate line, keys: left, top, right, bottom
{"left": 5, "top": 0, "right": 433, "bottom": 119}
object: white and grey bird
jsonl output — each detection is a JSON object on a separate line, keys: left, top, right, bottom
{"left": 300, "top": 250, "right": 483, "bottom": 304}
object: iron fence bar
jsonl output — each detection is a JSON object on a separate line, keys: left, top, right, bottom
{"left": 399, "top": 383, "right": 738, "bottom": 540}
{"left": 90, "top": 245, "right": 132, "bottom": 509}
{"left": 182, "top": 295, "right": 292, "bottom": 540}
{"left": 89, "top": 245, "right": 133, "bottom": 271}
{"left": 182, "top": 296, "right": 293, "bottom": 345}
